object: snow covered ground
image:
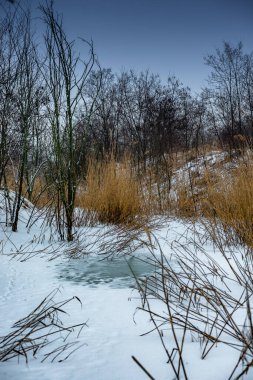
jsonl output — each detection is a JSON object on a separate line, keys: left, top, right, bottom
{"left": 0, "top": 194, "right": 252, "bottom": 379}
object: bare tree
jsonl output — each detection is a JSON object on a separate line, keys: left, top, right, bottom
{"left": 0, "top": 9, "right": 17, "bottom": 190}
{"left": 11, "top": 9, "right": 45, "bottom": 231}
{"left": 41, "top": 2, "right": 97, "bottom": 241}
{"left": 0, "top": 3, "right": 44, "bottom": 231}
{"left": 205, "top": 42, "right": 253, "bottom": 152}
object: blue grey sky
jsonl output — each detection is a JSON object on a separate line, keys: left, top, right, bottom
{"left": 34, "top": 0, "right": 253, "bottom": 93}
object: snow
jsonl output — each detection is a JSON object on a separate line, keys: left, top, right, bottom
{"left": 0, "top": 192, "right": 253, "bottom": 379}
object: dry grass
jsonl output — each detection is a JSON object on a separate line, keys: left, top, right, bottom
{"left": 202, "top": 161, "right": 253, "bottom": 247}
{"left": 0, "top": 289, "right": 87, "bottom": 363}
{"left": 136, "top": 225, "right": 253, "bottom": 380}
{"left": 171, "top": 180, "right": 197, "bottom": 218}
{"left": 138, "top": 166, "right": 172, "bottom": 215}
{"left": 169, "top": 148, "right": 253, "bottom": 247}
{"left": 4, "top": 173, "right": 52, "bottom": 208}
{"left": 156, "top": 149, "right": 253, "bottom": 249}
{"left": 76, "top": 157, "right": 142, "bottom": 225}
{"left": 4, "top": 147, "right": 253, "bottom": 239}
{"left": 28, "top": 177, "right": 53, "bottom": 208}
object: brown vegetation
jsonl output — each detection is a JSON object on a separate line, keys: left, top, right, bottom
{"left": 76, "top": 157, "right": 142, "bottom": 225}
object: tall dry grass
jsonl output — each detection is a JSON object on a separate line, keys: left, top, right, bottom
{"left": 202, "top": 162, "right": 253, "bottom": 247}
{"left": 76, "top": 157, "right": 142, "bottom": 224}
{"left": 166, "top": 149, "right": 253, "bottom": 249}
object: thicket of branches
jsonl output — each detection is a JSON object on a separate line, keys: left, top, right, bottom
{"left": 0, "top": 1, "right": 253, "bottom": 240}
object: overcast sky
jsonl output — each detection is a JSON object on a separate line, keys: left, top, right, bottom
{"left": 29, "top": 0, "right": 253, "bottom": 93}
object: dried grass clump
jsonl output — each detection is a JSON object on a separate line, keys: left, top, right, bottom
{"left": 138, "top": 167, "right": 172, "bottom": 216}
{"left": 170, "top": 169, "right": 213, "bottom": 219}
{"left": 203, "top": 162, "right": 253, "bottom": 247}
{"left": 171, "top": 179, "right": 197, "bottom": 218}
{"left": 77, "top": 157, "right": 142, "bottom": 225}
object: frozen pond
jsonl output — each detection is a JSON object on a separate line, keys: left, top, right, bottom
{"left": 56, "top": 253, "right": 155, "bottom": 288}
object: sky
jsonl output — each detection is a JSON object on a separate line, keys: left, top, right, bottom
{"left": 13, "top": 0, "right": 253, "bottom": 93}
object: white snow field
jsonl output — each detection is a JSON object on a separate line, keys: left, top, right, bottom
{"left": 0, "top": 193, "right": 252, "bottom": 380}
